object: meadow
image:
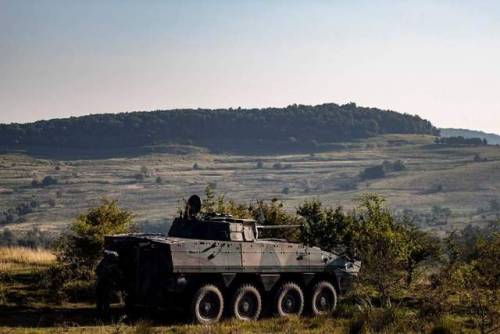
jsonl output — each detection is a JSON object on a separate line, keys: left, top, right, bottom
{"left": 1, "top": 134, "right": 499, "bottom": 238}
{"left": 1, "top": 133, "right": 498, "bottom": 333}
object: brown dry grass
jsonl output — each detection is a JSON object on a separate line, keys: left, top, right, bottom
{"left": 0, "top": 246, "right": 55, "bottom": 271}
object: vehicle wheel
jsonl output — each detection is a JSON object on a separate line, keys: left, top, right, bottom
{"left": 231, "top": 284, "right": 262, "bottom": 321}
{"left": 191, "top": 284, "right": 224, "bottom": 324}
{"left": 274, "top": 282, "right": 304, "bottom": 317}
{"left": 310, "top": 281, "right": 337, "bottom": 316}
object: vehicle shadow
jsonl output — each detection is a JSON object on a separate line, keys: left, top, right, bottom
{"left": 0, "top": 304, "right": 189, "bottom": 328}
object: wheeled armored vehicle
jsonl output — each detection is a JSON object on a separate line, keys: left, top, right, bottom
{"left": 96, "top": 195, "right": 360, "bottom": 323}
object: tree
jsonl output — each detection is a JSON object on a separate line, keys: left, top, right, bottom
{"left": 55, "top": 198, "right": 133, "bottom": 278}
{"left": 401, "top": 223, "right": 440, "bottom": 286}
{"left": 201, "top": 185, "right": 216, "bottom": 214}
{"left": 140, "top": 166, "right": 150, "bottom": 177}
{"left": 429, "top": 225, "right": 499, "bottom": 333}
{"left": 249, "top": 198, "right": 300, "bottom": 240}
{"left": 298, "top": 195, "right": 438, "bottom": 307}
{"left": 359, "top": 165, "right": 386, "bottom": 180}
{"left": 42, "top": 176, "right": 58, "bottom": 187}
{"left": 0, "top": 103, "right": 438, "bottom": 156}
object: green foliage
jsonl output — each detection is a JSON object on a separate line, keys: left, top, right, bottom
{"left": 435, "top": 136, "right": 487, "bottom": 146}
{"left": 359, "top": 165, "right": 385, "bottom": 180}
{"left": 427, "top": 223, "right": 500, "bottom": 333}
{"left": 200, "top": 186, "right": 300, "bottom": 240}
{"left": 0, "top": 103, "right": 438, "bottom": 154}
{"left": 248, "top": 199, "right": 300, "bottom": 240}
{"left": 0, "top": 200, "right": 40, "bottom": 225}
{"left": 298, "top": 195, "right": 438, "bottom": 306}
{"left": 359, "top": 160, "right": 406, "bottom": 180}
{"left": 201, "top": 185, "right": 217, "bottom": 214}
{"left": 31, "top": 175, "right": 58, "bottom": 188}
{"left": 55, "top": 198, "right": 133, "bottom": 277}
{"left": 298, "top": 199, "right": 352, "bottom": 254}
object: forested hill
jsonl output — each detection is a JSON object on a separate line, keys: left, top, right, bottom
{"left": 0, "top": 103, "right": 438, "bottom": 155}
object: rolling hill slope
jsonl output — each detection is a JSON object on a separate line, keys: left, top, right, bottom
{"left": 0, "top": 103, "right": 437, "bottom": 156}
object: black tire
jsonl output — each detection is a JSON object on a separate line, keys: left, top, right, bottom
{"left": 310, "top": 281, "right": 337, "bottom": 316}
{"left": 231, "top": 284, "right": 262, "bottom": 321}
{"left": 274, "top": 282, "right": 305, "bottom": 317}
{"left": 191, "top": 284, "right": 224, "bottom": 324}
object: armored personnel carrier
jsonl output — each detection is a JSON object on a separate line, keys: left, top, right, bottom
{"left": 96, "top": 195, "right": 360, "bottom": 323}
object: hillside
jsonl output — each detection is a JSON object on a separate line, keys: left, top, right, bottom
{"left": 440, "top": 128, "right": 500, "bottom": 145}
{"left": 0, "top": 103, "right": 437, "bottom": 156}
{"left": 1, "top": 134, "right": 499, "bottom": 238}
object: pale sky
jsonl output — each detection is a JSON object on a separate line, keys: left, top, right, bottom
{"left": 1, "top": 0, "right": 499, "bottom": 134}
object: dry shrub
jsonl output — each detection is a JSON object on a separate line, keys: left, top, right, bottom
{"left": 133, "top": 320, "right": 156, "bottom": 334}
{"left": 0, "top": 246, "right": 55, "bottom": 266}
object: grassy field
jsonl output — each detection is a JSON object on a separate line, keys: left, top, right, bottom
{"left": 0, "top": 247, "right": 475, "bottom": 334}
{"left": 1, "top": 134, "right": 499, "bottom": 238}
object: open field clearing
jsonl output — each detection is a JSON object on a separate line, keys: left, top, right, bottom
{"left": 1, "top": 134, "right": 499, "bottom": 237}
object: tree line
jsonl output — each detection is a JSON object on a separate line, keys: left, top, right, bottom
{"left": 0, "top": 103, "right": 438, "bottom": 154}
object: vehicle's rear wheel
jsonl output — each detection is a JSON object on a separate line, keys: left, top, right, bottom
{"left": 274, "top": 282, "right": 304, "bottom": 317}
{"left": 231, "top": 284, "right": 262, "bottom": 321}
{"left": 191, "top": 284, "right": 224, "bottom": 324}
{"left": 310, "top": 281, "right": 337, "bottom": 316}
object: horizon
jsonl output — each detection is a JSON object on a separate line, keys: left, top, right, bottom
{"left": 1, "top": 102, "right": 499, "bottom": 136}
{"left": 1, "top": 1, "right": 499, "bottom": 134}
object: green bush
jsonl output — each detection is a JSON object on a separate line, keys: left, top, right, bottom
{"left": 298, "top": 195, "right": 438, "bottom": 306}
{"left": 55, "top": 198, "right": 133, "bottom": 278}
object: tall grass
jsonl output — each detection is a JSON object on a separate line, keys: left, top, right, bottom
{"left": 0, "top": 246, "right": 55, "bottom": 268}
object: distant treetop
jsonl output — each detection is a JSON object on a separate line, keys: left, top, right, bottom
{"left": 0, "top": 103, "right": 438, "bottom": 154}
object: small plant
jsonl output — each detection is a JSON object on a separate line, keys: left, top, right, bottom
{"left": 140, "top": 165, "right": 149, "bottom": 175}
{"left": 133, "top": 173, "right": 145, "bottom": 181}
{"left": 42, "top": 175, "right": 58, "bottom": 187}
{"left": 273, "top": 162, "right": 283, "bottom": 169}
{"left": 359, "top": 165, "right": 385, "bottom": 180}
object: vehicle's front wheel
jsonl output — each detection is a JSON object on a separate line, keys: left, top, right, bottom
{"left": 191, "top": 284, "right": 224, "bottom": 324}
{"left": 274, "top": 282, "right": 304, "bottom": 317}
{"left": 310, "top": 281, "right": 337, "bottom": 316}
{"left": 231, "top": 284, "right": 262, "bottom": 321}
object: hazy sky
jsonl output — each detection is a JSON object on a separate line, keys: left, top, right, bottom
{"left": 1, "top": 1, "right": 499, "bottom": 133}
